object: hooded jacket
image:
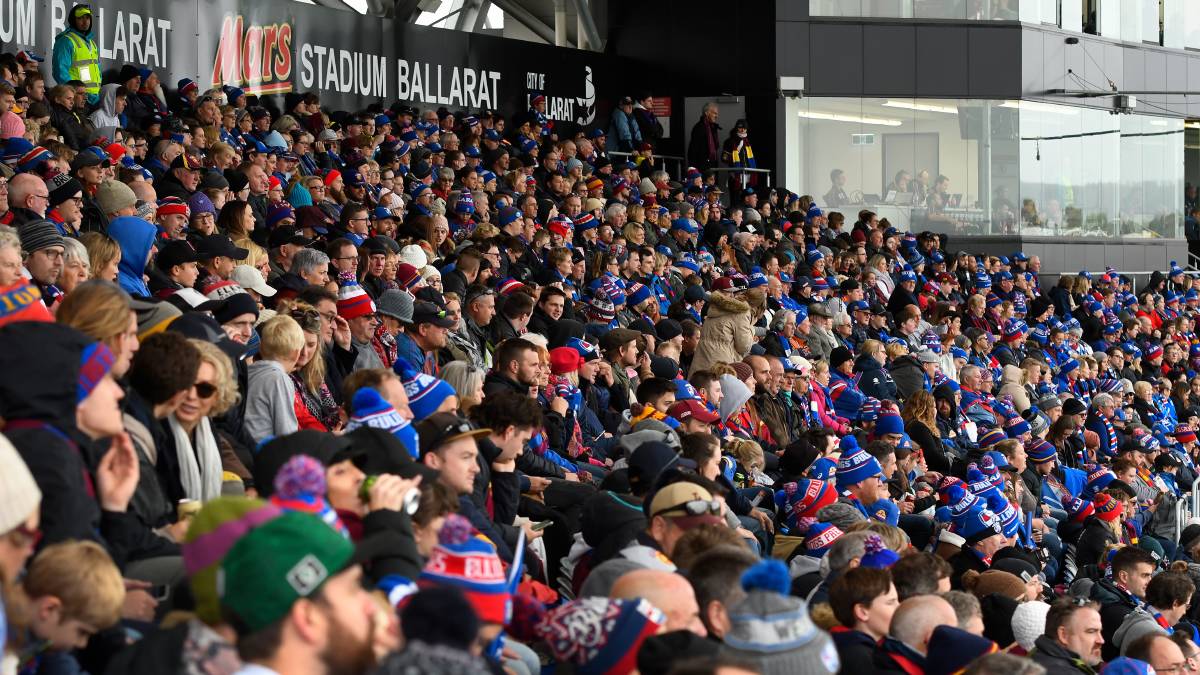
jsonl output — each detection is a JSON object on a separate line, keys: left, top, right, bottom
{"left": 690, "top": 290, "right": 756, "bottom": 374}
{"left": 89, "top": 83, "right": 123, "bottom": 138}
{"left": 1111, "top": 606, "right": 1169, "bottom": 656}
{"left": 888, "top": 353, "right": 925, "bottom": 401}
{"left": 0, "top": 322, "right": 177, "bottom": 570}
{"left": 999, "top": 364, "right": 1032, "bottom": 413}
{"left": 108, "top": 215, "right": 157, "bottom": 297}
{"left": 1029, "top": 634, "right": 1098, "bottom": 675}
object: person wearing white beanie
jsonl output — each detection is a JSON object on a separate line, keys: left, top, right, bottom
{"left": 0, "top": 433, "right": 42, "bottom": 582}
{"left": 1011, "top": 600, "right": 1051, "bottom": 652}
{"left": 400, "top": 244, "right": 428, "bottom": 269}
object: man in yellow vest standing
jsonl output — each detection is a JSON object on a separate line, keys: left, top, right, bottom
{"left": 52, "top": 4, "right": 101, "bottom": 106}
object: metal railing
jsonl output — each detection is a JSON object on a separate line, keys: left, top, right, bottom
{"left": 606, "top": 152, "right": 776, "bottom": 199}
{"left": 607, "top": 151, "right": 688, "bottom": 182}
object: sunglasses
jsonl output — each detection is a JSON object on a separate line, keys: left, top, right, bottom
{"left": 194, "top": 381, "right": 218, "bottom": 399}
{"left": 657, "top": 498, "right": 722, "bottom": 518}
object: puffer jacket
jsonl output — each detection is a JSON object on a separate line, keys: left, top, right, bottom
{"left": 690, "top": 290, "right": 757, "bottom": 374}
{"left": 855, "top": 353, "right": 898, "bottom": 402}
{"left": 999, "top": 364, "right": 1032, "bottom": 413}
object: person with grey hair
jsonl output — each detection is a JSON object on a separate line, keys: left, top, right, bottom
{"left": 796, "top": 529, "right": 870, "bottom": 605}
{"left": 288, "top": 247, "right": 331, "bottom": 287}
{"left": 687, "top": 101, "right": 720, "bottom": 171}
{"left": 58, "top": 236, "right": 90, "bottom": 295}
{"left": 941, "top": 590, "right": 985, "bottom": 634}
{"left": 1085, "top": 392, "right": 1119, "bottom": 460}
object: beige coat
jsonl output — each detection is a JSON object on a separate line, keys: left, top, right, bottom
{"left": 690, "top": 290, "right": 758, "bottom": 374}
{"left": 998, "top": 364, "right": 1031, "bottom": 413}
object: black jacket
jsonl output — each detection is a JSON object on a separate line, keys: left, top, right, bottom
{"left": 1030, "top": 635, "right": 1098, "bottom": 675}
{"left": 0, "top": 322, "right": 177, "bottom": 571}
{"left": 1091, "top": 576, "right": 1142, "bottom": 661}
{"left": 154, "top": 170, "right": 194, "bottom": 202}
{"left": 888, "top": 354, "right": 925, "bottom": 401}
{"left": 855, "top": 353, "right": 898, "bottom": 402}
{"left": 687, "top": 117, "right": 721, "bottom": 171}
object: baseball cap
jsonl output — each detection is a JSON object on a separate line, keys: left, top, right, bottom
{"left": 154, "top": 240, "right": 200, "bottom": 271}
{"left": 231, "top": 265, "right": 277, "bottom": 297}
{"left": 267, "top": 227, "right": 312, "bottom": 250}
{"left": 414, "top": 413, "right": 491, "bottom": 455}
{"left": 170, "top": 153, "right": 202, "bottom": 171}
{"left": 219, "top": 511, "right": 356, "bottom": 632}
{"left": 648, "top": 482, "right": 723, "bottom": 527}
{"left": 667, "top": 399, "right": 719, "bottom": 425}
{"left": 411, "top": 301, "right": 455, "bottom": 328}
{"left": 195, "top": 234, "right": 249, "bottom": 261}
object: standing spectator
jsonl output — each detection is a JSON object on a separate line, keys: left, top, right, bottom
{"left": 51, "top": 4, "right": 100, "bottom": 105}
{"left": 244, "top": 315, "right": 305, "bottom": 444}
{"left": 607, "top": 96, "right": 642, "bottom": 153}
{"left": 687, "top": 102, "right": 721, "bottom": 172}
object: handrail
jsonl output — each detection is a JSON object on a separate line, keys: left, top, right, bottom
{"left": 1191, "top": 475, "right": 1200, "bottom": 518}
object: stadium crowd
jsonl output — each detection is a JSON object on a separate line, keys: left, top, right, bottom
{"left": 6, "top": 4, "right": 1200, "bottom": 675}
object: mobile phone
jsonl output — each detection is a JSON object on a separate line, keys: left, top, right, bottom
{"left": 151, "top": 584, "right": 170, "bottom": 601}
{"left": 531, "top": 520, "right": 553, "bottom": 532}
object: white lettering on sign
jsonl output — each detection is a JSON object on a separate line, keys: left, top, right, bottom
{"left": 525, "top": 65, "right": 595, "bottom": 125}
{"left": 299, "top": 43, "right": 387, "bottom": 97}
{"left": 0, "top": 0, "right": 35, "bottom": 47}
{"left": 396, "top": 59, "right": 500, "bottom": 109}
{"left": 94, "top": 7, "right": 172, "bottom": 69}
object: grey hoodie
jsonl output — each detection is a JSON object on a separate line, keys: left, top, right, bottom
{"left": 89, "top": 83, "right": 122, "bottom": 139}
{"left": 1111, "top": 606, "right": 1167, "bottom": 655}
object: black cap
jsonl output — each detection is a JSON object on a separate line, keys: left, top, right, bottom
{"left": 267, "top": 227, "right": 312, "bottom": 249}
{"left": 627, "top": 442, "right": 695, "bottom": 496}
{"left": 70, "top": 151, "right": 107, "bottom": 171}
{"left": 345, "top": 426, "right": 439, "bottom": 482}
{"left": 195, "top": 234, "right": 249, "bottom": 261}
{"left": 252, "top": 431, "right": 365, "bottom": 497}
{"left": 410, "top": 300, "right": 455, "bottom": 328}
{"left": 869, "top": 303, "right": 888, "bottom": 316}
{"left": 413, "top": 413, "right": 490, "bottom": 456}
{"left": 655, "top": 319, "right": 683, "bottom": 342}
{"left": 410, "top": 162, "right": 432, "bottom": 180}
{"left": 155, "top": 240, "right": 200, "bottom": 271}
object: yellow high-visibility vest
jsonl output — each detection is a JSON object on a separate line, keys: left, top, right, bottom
{"left": 62, "top": 32, "right": 100, "bottom": 96}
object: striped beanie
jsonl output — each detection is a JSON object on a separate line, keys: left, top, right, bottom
{"left": 269, "top": 455, "right": 348, "bottom": 537}
{"left": 1092, "top": 493, "right": 1123, "bottom": 522}
{"left": 1026, "top": 438, "right": 1056, "bottom": 464}
{"left": 0, "top": 281, "right": 53, "bottom": 327}
{"left": 978, "top": 428, "right": 1007, "bottom": 449}
{"left": 337, "top": 281, "right": 376, "bottom": 320}
{"left": 181, "top": 497, "right": 282, "bottom": 624}
{"left": 1066, "top": 496, "right": 1095, "bottom": 523}
{"left": 775, "top": 479, "right": 838, "bottom": 531}
{"left": 536, "top": 597, "right": 664, "bottom": 675}
{"left": 394, "top": 358, "right": 456, "bottom": 422}
{"left": 18, "top": 219, "right": 65, "bottom": 254}
{"left": 419, "top": 514, "right": 511, "bottom": 625}
{"left": 77, "top": 342, "right": 115, "bottom": 403}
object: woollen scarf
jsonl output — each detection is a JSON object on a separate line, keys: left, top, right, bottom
{"left": 168, "top": 415, "right": 223, "bottom": 502}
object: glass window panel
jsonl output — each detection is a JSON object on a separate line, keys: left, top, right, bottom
{"left": 1187, "top": 4, "right": 1200, "bottom": 48}
{"left": 1142, "top": 0, "right": 1160, "bottom": 44}
{"left": 1121, "top": 0, "right": 1143, "bottom": 43}
{"left": 1163, "top": 0, "right": 1183, "bottom": 48}
{"left": 864, "top": 0, "right": 913, "bottom": 17}
{"left": 915, "top": 0, "right": 967, "bottom": 19}
{"left": 1099, "top": 0, "right": 1122, "bottom": 39}
{"left": 1019, "top": 0, "right": 1042, "bottom": 21}
{"left": 1061, "top": 0, "right": 1083, "bottom": 31}
{"left": 809, "top": 0, "right": 860, "bottom": 16}
{"left": 1040, "top": 0, "right": 1059, "bottom": 23}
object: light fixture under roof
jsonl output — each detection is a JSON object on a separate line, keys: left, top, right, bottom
{"left": 798, "top": 111, "right": 903, "bottom": 127}
{"left": 882, "top": 100, "right": 959, "bottom": 115}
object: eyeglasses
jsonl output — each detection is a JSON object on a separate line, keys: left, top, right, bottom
{"left": 333, "top": 255, "right": 358, "bottom": 262}
{"left": 194, "top": 381, "right": 218, "bottom": 399}
{"left": 656, "top": 499, "right": 722, "bottom": 518}
{"left": 69, "top": 196, "right": 84, "bottom": 205}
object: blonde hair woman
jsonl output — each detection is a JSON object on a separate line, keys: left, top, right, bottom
{"left": 79, "top": 232, "right": 121, "bottom": 282}
{"left": 283, "top": 302, "right": 341, "bottom": 431}
{"left": 169, "top": 339, "right": 241, "bottom": 501}
{"left": 56, "top": 280, "right": 139, "bottom": 377}
{"left": 441, "top": 361, "right": 486, "bottom": 415}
